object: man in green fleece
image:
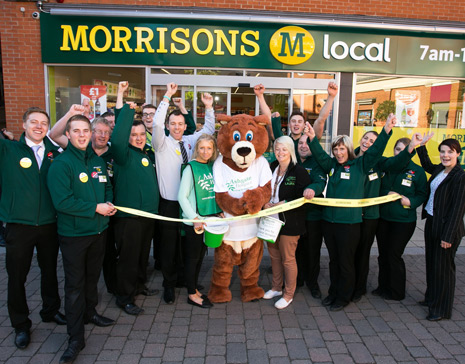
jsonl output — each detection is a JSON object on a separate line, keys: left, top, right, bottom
{"left": 48, "top": 115, "right": 116, "bottom": 364}
{"left": 0, "top": 107, "right": 66, "bottom": 350}
{"left": 111, "top": 81, "right": 160, "bottom": 315}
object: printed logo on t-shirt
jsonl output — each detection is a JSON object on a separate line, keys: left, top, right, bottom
{"left": 198, "top": 173, "right": 214, "bottom": 191}
{"left": 226, "top": 176, "right": 253, "bottom": 191}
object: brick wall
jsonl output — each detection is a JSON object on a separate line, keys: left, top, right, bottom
{"left": 1, "top": 0, "right": 464, "bottom": 133}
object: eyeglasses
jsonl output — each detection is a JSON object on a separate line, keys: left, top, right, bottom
{"left": 94, "top": 130, "right": 110, "bottom": 136}
{"left": 143, "top": 112, "right": 156, "bottom": 118}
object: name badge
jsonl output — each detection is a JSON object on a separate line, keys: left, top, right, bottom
{"left": 99, "top": 175, "right": 107, "bottom": 183}
{"left": 368, "top": 172, "right": 378, "bottom": 181}
{"left": 341, "top": 172, "right": 350, "bottom": 180}
{"left": 401, "top": 179, "right": 412, "bottom": 187}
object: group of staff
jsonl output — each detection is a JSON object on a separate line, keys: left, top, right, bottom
{"left": 1, "top": 81, "right": 464, "bottom": 364}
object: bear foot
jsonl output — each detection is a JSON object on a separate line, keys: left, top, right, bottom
{"left": 208, "top": 284, "right": 233, "bottom": 303}
{"left": 241, "top": 285, "right": 265, "bottom": 302}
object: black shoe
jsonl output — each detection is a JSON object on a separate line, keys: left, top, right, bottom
{"left": 139, "top": 288, "right": 159, "bottom": 296}
{"left": 322, "top": 295, "right": 335, "bottom": 306}
{"left": 188, "top": 297, "right": 213, "bottom": 308}
{"left": 43, "top": 312, "right": 67, "bottom": 325}
{"left": 164, "top": 288, "right": 175, "bottom": 304}
{"left": 118, "top": 303, "right": 144, "bottom": 316}
{"left": 329, "top": 303, "right": 345, "bottom": 312}
{"left": 310, "top": 287, "right": 322, "bottom": 299}
{"left": 426, "top": 314, "right": 443, "bottom": 321}
{"left": 14, "top": 330, "right": 30, "bottom": 349}
{"left": 418, "top": 300, "right": 429, "bottom": 307}
{"left": 352, "top": 294, "right": 363, "bottom": 303}
{"left": 87, "top": 314, "right": 114, "bottom": 327}
{"left": 59, "top": 340, "right": 85, "bottom": 364}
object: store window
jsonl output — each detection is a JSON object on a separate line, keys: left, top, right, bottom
{"left": 47, "top": 66, "right": 145, "bottom": 124}
{"left": 353, "top": 75, "right": 465, "bottom": 165}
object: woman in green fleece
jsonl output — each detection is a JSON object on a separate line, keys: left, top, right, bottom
{"left": 374, "top": 137, "right": 427, "bottom": 301}
{"left": 304, "top": 114, "right": 396, "bottom": 312}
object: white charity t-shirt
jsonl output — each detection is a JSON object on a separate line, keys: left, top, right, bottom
{"left": 213, "top": 155, "right": 272, "bottom": 241}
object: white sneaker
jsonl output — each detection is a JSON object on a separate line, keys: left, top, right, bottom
{"left": 263, "top": 290, "right": 282, "bottom": 300}
{"left": 275, "top": 297, "right": 293, "bottom": 309}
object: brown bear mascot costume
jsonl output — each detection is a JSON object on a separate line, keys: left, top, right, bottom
{"left": 208, "top": 113, "right": 272, "bottom": 303}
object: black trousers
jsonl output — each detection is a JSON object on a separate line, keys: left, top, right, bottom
{"left": 424, "top": 216, "right": 459, "bottom": 318}
{"left": 114, "top": 216, "right": 155, "bottom": 305}
{"left": 323, "top": 221, "right": 361, "bottom": 306}
{"left": 59, "top": 231, "right": 106, "bottom": 343}
{"left": 159, "top": 198, "right": 182, "bottom": 288}
{"left": 102, "top": 217, "right": 117, "bottom": 294}
{"left": 183, "top": 224, "right": 207, "bottom": 295}
{"left": 5, "top": 223, "right": 61, "bottom": 332}
{"left": 353, "top": 218, "right": 379, "bottom": 297}
{"left": 376, "top": 218, "right": 416, "bottom": 300}
{"left": 152, "top": 219, "right": 162, "bottom": 264}
{"left": 296, "top": 219, "right": 323, "bottom": 289}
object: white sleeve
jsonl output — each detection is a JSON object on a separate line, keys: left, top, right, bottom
{"left": 184, "top": 108, "right": 216, "bottom": 147}
{"left": 152, "top": 101, "right": 169, "bottom": 152}
{"left": 178, "top": 167, "right": 198, "bottom": 220}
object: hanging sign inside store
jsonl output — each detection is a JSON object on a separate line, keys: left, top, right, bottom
{"left": 80, "top": 85, "right": 107, "bottom": 122}
{"left": 40, "top": 13, "right": 465, "bottom": 78}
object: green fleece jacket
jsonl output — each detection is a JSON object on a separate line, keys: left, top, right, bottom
{"left": 0, "top": 134, "right": 60, "bottom": 225}
{"left": 309, "top": 128, "right": 391, "bottom": 224}
{"left": 111, "top": 104, "right": 159, "bottom": 217}
{"left": 47, "top": 143, "right": 112, "bottom": 237}
{"left": 379, "top": 160, "right": 428, "bottom": 222}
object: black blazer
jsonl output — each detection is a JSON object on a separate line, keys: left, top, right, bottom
{"left": 270, "top": 161, "right": 311, "bottom": 236}
{"left": 417, "top": 146, "right": 465, "bottom": 243}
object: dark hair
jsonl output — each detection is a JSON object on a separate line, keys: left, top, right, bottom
{"left": 142, "top": 104, "right": 157, "bottom": 112}
{"left": 66, "top": 115, "right": 91, "bottom": 132}
{"left": 101, "top": 111, "right": 114, "bottom": 118}
{"left": 439, "top": 138, "right": 461, "bottom": 155}
{"left": 361, "top": 130, "right": 379, "bottom": 139}
{"left": 132, "top": 119, "right": 147, "bottom": 131}
{"left": 290, "top": 110, "right": 305, "bottom": 119}
{"left": 167, "top": 109, "right": 185, "bottom": 123}
{"left": 395, "top": 137, "right": 411, "bottom": 150}
{"left": 23, "top": 107, "right": 50, "bottom": 124}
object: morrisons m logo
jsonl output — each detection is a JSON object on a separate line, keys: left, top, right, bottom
{"left": 269, "top": 26, "right": 315, "bottom": 65}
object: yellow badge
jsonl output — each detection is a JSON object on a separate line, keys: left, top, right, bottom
{"left": 19, "top": 157, "right": 32, "bottom": 169}
{"left": 141, "top": 158, "right": 149, "bottom": 167}
{"left": 175, "top": 149, "right": 181, "bottom": 156}
{"left": 329, "top": 168, "right": 334, "bottom": 177}
{"left": 79, "top": 172, "right": 88, "bottom": 183}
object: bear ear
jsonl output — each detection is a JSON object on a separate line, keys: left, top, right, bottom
{"left": 253, "top": 114, "right": 271, "bottom": 126}
{"left": 217, "top": 114, "right": 232, "bottom": 125}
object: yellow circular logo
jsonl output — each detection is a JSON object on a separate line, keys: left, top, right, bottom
{"left": 269, "top": 26, "right": 315, "bottom": 65}
{"left": 79, "top": 172, "right": 88, "bottom": 183}
{"left": 141, "top": 158, "right": 149, "bottom": 167}
{"left": 20, "top": 157, "right": 32, "bottom": 169}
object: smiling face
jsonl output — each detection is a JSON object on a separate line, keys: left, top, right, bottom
{"left": 289, "top": 114, "right": 305, "bottom": 138}
{"left": 66, "top": 120, "right": 91, "bottom": 150}
{"left": 23, "top": 112, "right": 49, "bottom": 144}
{"left": 274, "top": 142, "right": 291, "bottom": 165}
{"left": 196, "top": 140, "right": 214, "bottom": 163}
{"left": 440, "top": 145, "right": 459, "bottom": 170}
{"left": 91, "top": 123, "right": 111, "bottom": 150}
{"left": 298, "top": 135, "right": 311, "bottom": 159}
{"left": 168, "top": 114, "right": 187, "bottom": 141}
{"left": 129, "top": 124, "right": 147, "bottom": 150}
{"left": 142, "top": 107, "right": 156, "bottom": 131}
{"left": 333, "top": 143, "right": 349, "bottom": 164}
{"left": 359, "top": 132, "right": 378, "bottom": 154}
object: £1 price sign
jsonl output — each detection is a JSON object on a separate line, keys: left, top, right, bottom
{"left": 80, "top": 85, "right": 107, "bottom": 123}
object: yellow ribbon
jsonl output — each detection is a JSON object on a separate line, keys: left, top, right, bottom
{"left": 114, "top": 194, "right": 402, "bottom": 223}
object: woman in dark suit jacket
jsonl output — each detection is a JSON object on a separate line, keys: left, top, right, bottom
{"left": 417, "top": 135, "right": 465, "bottom": 321}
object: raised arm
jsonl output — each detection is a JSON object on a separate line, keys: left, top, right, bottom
{"left": 313, "top": 82, "right": 338, "bottom": 140}
{"left": 254, "top": 84, "right": 274, "bottom": 140}
{"left": 197, "top": 93, "right": 215, "bottom": 136}
{"left": 380, "top": 133, "right": 422, "bottom": 172}
{"left": 173, "top": 97, "right": 196, "bottom": 135}
{"left": 416, "top": 132, "right": 437, "bottom": 174}
{"left": 49, "top": 104, "right": 85, "bottom": 149}
{"left": 304, "top": 122, "right": 334, "bottom": 173}
{"left": 152, "top": 83, "right": 177, "bottom": 152}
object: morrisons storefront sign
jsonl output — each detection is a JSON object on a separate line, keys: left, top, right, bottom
{"left": 40, "top": 13, "right": 465, "bottom": 78}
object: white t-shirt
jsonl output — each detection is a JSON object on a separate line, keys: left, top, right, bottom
{"left": 213, "top": 155, "right": 272, "bottom": 241}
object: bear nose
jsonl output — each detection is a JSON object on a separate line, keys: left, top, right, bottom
{"left": 237, "top": 147, "right": 251, "bottom": 157}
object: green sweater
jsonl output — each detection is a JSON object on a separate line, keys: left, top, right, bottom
{"left": 309, "top": 128, "right": 391, "bottom": 224}
{"left": 47, "top": 143, "right": 112, "bottom": 237}
{"left": 0, "top": 134, "right": 60, "bottom": 225}
{"left": 379, "top": 160, "right": 428, "bottom": 222}
{"left": 299, "top": 156, "right": 327, "bottom": 221}
{"left": 354, "top": 146, "right": 417, "bottom": 220}
{"left": 111, "top": 104, "right": 159, "bottom": 217}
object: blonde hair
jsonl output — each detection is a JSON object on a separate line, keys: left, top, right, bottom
{"left": 274, "top": 136, "right": 297, "bottom": 164}
{"left": 191, "top": 134, "right": 218, "bottom": 162}
{"left": 332, "top": 135, "right": 356, "bottom": 161}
